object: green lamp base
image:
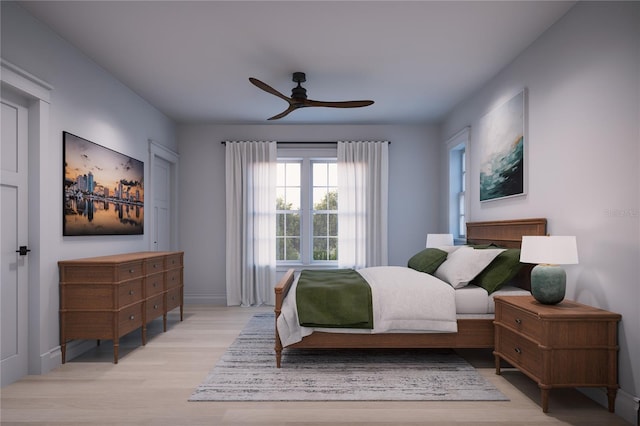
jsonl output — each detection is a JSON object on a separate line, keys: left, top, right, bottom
{"left": 530, "top": 264, "right": 566, "bottom": 305}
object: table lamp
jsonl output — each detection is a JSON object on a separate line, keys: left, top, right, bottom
{"left": 520, "top": 236, "right": 579, "bottom": 304}
{"left": 426, "top": 233, "right": 453, "bottom": 248}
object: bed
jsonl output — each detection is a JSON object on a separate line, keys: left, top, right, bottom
{"left": 273, "top": 218, "right": 547, "bottom": 367}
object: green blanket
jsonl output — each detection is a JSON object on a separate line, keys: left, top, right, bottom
{"left": 296, "top": 269, "right": 373, "bottom": 329}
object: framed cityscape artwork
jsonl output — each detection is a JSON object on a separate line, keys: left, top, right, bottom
{"left": 63, "top": 131, "right": 144, "bottom": 236}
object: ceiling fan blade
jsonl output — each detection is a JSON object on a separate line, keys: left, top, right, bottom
{"left": 267, "top": 104, "right": 300, "bottom": 121}
{"left": 249, "top": 77, "right": 291, "bottom": 102}
{"left": 304, "top": 99, "right": 374, "bottom": 108}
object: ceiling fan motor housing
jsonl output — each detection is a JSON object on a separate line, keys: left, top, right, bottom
{"left": 291, "top": 72, "right": 307, "bottom": 100}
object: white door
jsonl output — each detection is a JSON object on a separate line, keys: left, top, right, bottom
{"left": 152, "top": 156, "right": 172, "bottom": 252}
{"left": 1, "top": 92, "right": 30, "bottom": 386}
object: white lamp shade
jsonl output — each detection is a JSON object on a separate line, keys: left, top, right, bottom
{"left": 426, "top": 233, "right": 454, "bottom": 248}
{"left": 520, "top": 236, "right": 579, "bottom": 265}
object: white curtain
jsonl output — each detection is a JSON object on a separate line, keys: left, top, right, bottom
{"left": 337, "top": 141, "right": 389, "bottom": 269}
{"left": 225, "top": 141, "right": 277, "bottom": 306}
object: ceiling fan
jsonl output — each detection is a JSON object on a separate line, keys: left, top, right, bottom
{"left": 249, "top": 72, "right": 374, "bottom": 120}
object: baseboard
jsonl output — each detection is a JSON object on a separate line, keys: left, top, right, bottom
{"left": 38, "top": 346, "right": 61, "bottom": 375}
{"left": 579, "top": 387, "right": 639, "bottom": 425}
{"left": 184, "top": 292, "right": 227, "bottom": 305}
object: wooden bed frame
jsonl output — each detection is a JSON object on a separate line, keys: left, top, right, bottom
{"left": 273, "top": 218, "right": 547, "bottom": 367}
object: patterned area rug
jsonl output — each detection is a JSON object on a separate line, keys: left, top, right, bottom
{"left": 189, "top": 313, "right": 508, "bottom": 401}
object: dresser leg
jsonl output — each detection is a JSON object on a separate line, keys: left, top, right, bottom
{"left": 494, "top": 354, "right": 502, "bottom": 375}
{"left": 541, "top": 388, "right": 550, "bottom": 413}
{"left": 607, "top": 387, "right": 617, "bottom": 413}
{"left": 113, "top": 341, "right": 119, "bottom": 364}
{"left": 61, "top": 343, "right": 67, "bottom": 364}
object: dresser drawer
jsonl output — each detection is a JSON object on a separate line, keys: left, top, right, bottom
{"left": 118, "top": 303, "right": 143, "bottom": 336}
{"left": 145, "top": 257, "right": 164, "bottom": 275}
{"left": 117, "top": 279, "right": 143, "bottom": 306}
{"left": 166, "top": 287, "right": 182, "bottom": 311}
{"left": 145, "top": 272, "right": 164, "bottom": 297}
{"left": 61, "top": 284, "right": 115, "bottom": 309}
{"left": 165, "top": 253, "right": 183, "bottom": 269}
{"left": 496, "top": 326, "right": 542, "bottom": 378}
{"left": 146, "top": 294, "right": 165, "bottom": 322}
{"left": 496, "top": 302, "right": 541, "bottom": 341}
{"left": 117, "top": 261, "right": 144, "bottom": 281}
{"left": 166, "top": 269, "right": 182, "bottom": 289}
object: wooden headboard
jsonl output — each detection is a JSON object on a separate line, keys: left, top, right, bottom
{"left": 466, "top": 218, "right": 547, "bottom": 290}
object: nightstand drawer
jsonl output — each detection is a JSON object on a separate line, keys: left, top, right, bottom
{"left": 496, "top": 326, "right": 542, "bottom": 378}
{"left": 496, "top": 302, "right": 541, "bottom": 341}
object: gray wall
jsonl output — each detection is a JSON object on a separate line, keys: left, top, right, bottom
{"left": 177, "top": 124, "right": 441, "bottom": 304}
{"left": 440, "top": 2, "right": 640, "bottom": 421}
{"left": 1, "top": 2, "right": 176, "bottom": 373}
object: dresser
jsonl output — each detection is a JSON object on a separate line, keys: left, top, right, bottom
{"left": 493, "top": 295, "right": 621, "bottom": 413}
{"left": 59, "top": 251, "right": 184, "bottom": 364}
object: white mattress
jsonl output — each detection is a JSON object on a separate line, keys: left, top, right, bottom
{"left": 455, "top": 284, "right": 530, "bottom": 314}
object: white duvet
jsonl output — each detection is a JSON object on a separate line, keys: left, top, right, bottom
{"left": 276, "top": 266, "right": 458, "bottom": 347}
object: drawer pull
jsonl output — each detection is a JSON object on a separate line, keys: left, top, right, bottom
{"left": 153, "top": 282, "right": 158, "bottom": 287}
{"left": 515, "top": 318, "right": 522, "bottom": 325}
{"left": 514, "top": 347, "right": 522, "bottom": 354}
{"left": 153, "top": 264, "right": 158, "bottom": 268}
{"left": 129, "top": 269, "right": 134, "bottom": 273}
{"left": 129, "top": 315, "right": 135, "bottom": 320}
{"left": 129, "top": 290, "right": 135, "bottom": 295}
{"left": 154, "top": 304, "right": 159, "bottom": 309}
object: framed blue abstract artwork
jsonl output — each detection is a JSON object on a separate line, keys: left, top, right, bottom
{"left": 479, "top": 89, "right": 526, "bottom": 202}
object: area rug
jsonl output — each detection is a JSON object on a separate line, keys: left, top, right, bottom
{"left": 189, "top": 313, "right": 508, "bottom": 402}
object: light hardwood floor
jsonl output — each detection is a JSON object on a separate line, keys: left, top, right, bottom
{"left": 0, "top": 305, "right": 629, "bottom": 425}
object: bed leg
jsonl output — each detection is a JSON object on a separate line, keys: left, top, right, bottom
{"left": 275, "top": 309, "right": 283, "bottom": 368}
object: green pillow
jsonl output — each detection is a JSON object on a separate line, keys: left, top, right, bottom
{"left": 471, "top": 248, "right": 523, "bottom": 294}
{"left": 407, "top": 248, "right": 448, "bottom": 275}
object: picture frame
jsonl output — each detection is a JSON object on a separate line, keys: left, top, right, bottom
{"left": 63, "top": 131, "right": 144, "bottom": 236}
{"left": 478, "top": 89, "right": 526, "bottom": 202}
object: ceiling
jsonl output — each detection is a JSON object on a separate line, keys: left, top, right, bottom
{"left": 19, "top": 1, "right": 575, "bottom": 125}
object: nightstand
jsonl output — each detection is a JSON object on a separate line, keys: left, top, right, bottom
{"left": 493, "top": 295, "right": 621, "bottom": 413}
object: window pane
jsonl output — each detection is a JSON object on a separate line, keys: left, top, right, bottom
{"left": 277, "top": 213, "right": 284, "bottom": 236}
{"left": 327, "top": 190, "right": 337, "bottom": 210}
{"left": 313, "top": 188, "right": 328, "bottom": 209}
{"left": 313, "top": 213, "right": 328, "bottom": 236}
{"left": 276, "top": 163, "right": 286, "bottom": 186}
{"left": 286, "top": 187, "right": 300, "bottom": 210}
{"left": 313, "top": 237, "right": 328, "bottom": 260}
{"left": 276, "top": 238, "right": 284, "bottom": 260}
{"left": 285, "top": 213, "right": 300, "bottom": 237}
{"left": 328, "top": 163, "right": 337, "bottom": 186}
{"left": 276, "top": 188, "right": 286, "bottom": 209}
{"left": 328, "top": 237, "right": 338, "bottom": 260}
{"left": 313, "top": 163, "right": 328, "bottom": 186}
{"left": 285, "top": 163, "right": 300, "bottom": 186}
{"left": 329, "top": 213, "right": 337, "bottom": 236}
{"left": 286, "top": 237, "right": 300, "bottom": 260}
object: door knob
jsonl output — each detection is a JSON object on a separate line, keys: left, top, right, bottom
{"left": 16, "top": 246, "right": 31, "bottom": 256}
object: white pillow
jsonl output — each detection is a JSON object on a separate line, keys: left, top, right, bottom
{"left": 434, "top": 246, "right": 505, "bottom": 289}
{"left": 436, "top": 245, "right": 460, "bottom": 254}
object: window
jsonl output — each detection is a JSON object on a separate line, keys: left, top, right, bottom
{"left": 311, "top": 162, "right": 338, "bottom": 260}
{"left": 457, "top": 149, "right": 466, "bottom": 238}
{"left": 276, "top": 146, "right": 338, "bottom": 265}
{"left": 447, "top": 128, "right": 469, "bottom": 242}
{"left": 276, "top": 161, "right": 301, "bottom": 261}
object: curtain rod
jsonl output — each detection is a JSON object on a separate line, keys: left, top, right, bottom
{"left": 220, "top": 141, "right": 390, "bottom": 145}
